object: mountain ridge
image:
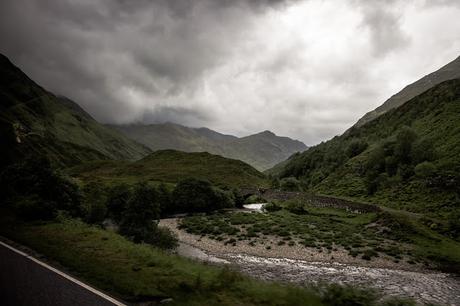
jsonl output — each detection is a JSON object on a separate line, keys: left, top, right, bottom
{"left": 0, "top": 53, "right": 151, "bottom": 167}
{"left": 355, "top": 55, "right": 460, "bottom": 126}
{"left": 109, "top": 122, "right": 307, "bottom": 171}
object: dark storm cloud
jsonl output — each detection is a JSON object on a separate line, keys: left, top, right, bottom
{"left": 0, "top": 0, "right": 459, "bottom": 144}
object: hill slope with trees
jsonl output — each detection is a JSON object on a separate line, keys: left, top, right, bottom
{"left": 273, "top": 79, "right": 460, "bottom": 217}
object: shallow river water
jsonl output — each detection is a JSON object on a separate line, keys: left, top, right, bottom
{"left": 176, "top": 242, "right": 460, "bottom": 305}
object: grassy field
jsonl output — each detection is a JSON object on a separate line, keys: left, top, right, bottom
{"left": 179, "top": 204, "right": 460, "bottom": 272}
{"left": 0, "top": 211, "right": 416, "bottom": 306}
{"left": 68, "top": 150, "right": 269, "bottom": 189}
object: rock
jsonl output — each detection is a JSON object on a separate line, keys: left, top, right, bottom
{"left": 160, "top": 298, "right": 174, "bottom": 304}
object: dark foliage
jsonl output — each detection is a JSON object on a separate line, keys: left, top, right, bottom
{"left": 119, "top": 182, "right": 161, "bottom": 243}
{"left": 172, "top": 178, "right": 235, "bottom": 213}
{"left": 0, "top": 156, "right": 81, "bottom": 220}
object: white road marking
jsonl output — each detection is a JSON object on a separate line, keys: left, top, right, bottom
{"left": 0, "top": 241, "right": 126, "bottom": 306}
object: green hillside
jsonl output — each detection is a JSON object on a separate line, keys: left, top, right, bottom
{"left": 0, "top": 54, "right": 150, "bottom": 167}
{"left": 69, "top": 150, "right": 268, "bottom": 188}
{"left": 110, "top": 123, "right": 307, "bottom": 171}
{"left": 273, "top": 79, "right": 460, "bottom": 217}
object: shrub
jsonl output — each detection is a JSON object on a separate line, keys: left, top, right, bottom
{"left": 414, "top": 161, "right": 437, "bottom": 179}
{"left": 148, "top": 226, "right": 178, "bottom": 250}
{"left": 319, "top": 284, "right": 379, "bottom": 306}
{"left": 285, "top": 199, "right": 308, "bottom": 214}
{"left": 264, "top": 201, "right": 282, "bottom": 212}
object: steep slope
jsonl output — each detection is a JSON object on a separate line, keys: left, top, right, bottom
{"left": 69, "top": 150, "right": 268, "bottom": 188}
{"left": 356, "top": 55, "right": 460, "bottom": 126}
{"left": 273, "top": 79, "right": 460, "bottom": 216}
{"left": 110, "top": 123, "right": 307, "bottom": 171}
{"left": 0, "top": 54, "right": 150, "bottom": 167}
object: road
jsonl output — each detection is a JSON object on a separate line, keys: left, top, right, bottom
{"left": 0, "top": 241, "right": 125, "bottom": 306}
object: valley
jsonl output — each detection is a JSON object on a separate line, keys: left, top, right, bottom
{"left": 1, "top": 48, "right": 460, "bottom": 306}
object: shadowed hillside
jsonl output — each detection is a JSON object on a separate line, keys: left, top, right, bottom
{"left": 0, "top": 54, "right": 150, "bottom": 167}
{"left": 109, "top": 123, "right": 307, "bottom": 171}
{"left": 69, "top": 149, "right": 268, "bottom": 188}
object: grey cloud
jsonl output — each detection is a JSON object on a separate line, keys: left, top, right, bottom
{"left": 356, "top": 1, "right": 411, "bottom": 57}
{"left": 0, "top": 0, "right": 459, "bottom": 145}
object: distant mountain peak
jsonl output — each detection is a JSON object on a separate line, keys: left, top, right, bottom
{"left": 258, "top": 130, "right": 276, "bottom": 136}
{"left": 110, "top": 123, "right": 307, "bottom": 171}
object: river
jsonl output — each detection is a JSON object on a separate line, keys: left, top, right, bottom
{"left": 174, "top": 242, "right": 460, "bottom": 305}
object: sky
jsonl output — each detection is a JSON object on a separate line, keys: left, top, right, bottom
{"left": 1, "top": 0, "right": 459, "bottom": 145}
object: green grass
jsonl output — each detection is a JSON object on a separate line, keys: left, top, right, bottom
{"left": 0, "top": 211, "right": 416, "bottom": 306}
{"left": 68, "top": 150, "right": 269, "bottom": 189}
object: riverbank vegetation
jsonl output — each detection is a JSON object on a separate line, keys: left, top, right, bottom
{"left": 0, "top": 212, "right": 417, "bottom": 306}
{"left": 179, "top": 200, "right": 460, "bottom": 273}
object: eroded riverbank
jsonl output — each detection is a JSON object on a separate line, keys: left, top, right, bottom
{"left": 161, "top": 219, "right": 460, "bottom": 305}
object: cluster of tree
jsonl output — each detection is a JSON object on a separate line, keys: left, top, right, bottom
{"left": 280, "top": 136, "right": 368, "bottom": 188}
{"left": 0, "top": 158, "right": 238, "bottom": 249}
{"left": 364, "top": 127, "right": 436, "bottom": 194}
{"left": 0, "top": 157, "right": 81, "bottom": 220}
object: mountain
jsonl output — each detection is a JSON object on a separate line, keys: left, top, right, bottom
{"left": 0, "top": 54, "right": 150, "bottom": 167}
{"left": 69, "top": 150, "right": 268, "bottom": 188}
{"left": 109, "top": 123, "right": 307, "bottom": 171}
{"left": 271, "top": 79, "right": 460, "bottom": 216}
{"left": 356, "top": 55, "right": 460, "bottom": 127}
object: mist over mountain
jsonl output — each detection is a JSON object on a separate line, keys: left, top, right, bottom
{"left": 110, "top": 123, "right": 307, "bottom": 171}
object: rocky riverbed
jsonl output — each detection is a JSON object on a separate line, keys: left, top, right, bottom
{"left": 161, "top": 219, "right": 460, "bottom": 306}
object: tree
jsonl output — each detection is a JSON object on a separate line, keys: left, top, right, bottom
{"left": 346, "top": 139, "right": 368, "bottom": 158}
{"left": 157, "top": 183, "right": 173, "bottom": 217}
{"left": 172, "top": 178, "right": 234, "bottom": 213}
{"left": 119, "top": 182, "right": 161, "bottom": 243}
{"left": 81, "top": 183, "right": 108, "bottom": 224}
{"left": 280, "top": 177, "right": 301, "bottom": 192}
{"left": 395, "top": 126, "right": 418, "bottom": 164}
{"left": 106, "top": 184, "right": 132, "bottom": 223}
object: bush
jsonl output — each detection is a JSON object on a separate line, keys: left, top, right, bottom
{"left": 319, "top": 284, "right": 379, "bottom": 306}
{"left": 264, "top": 201, "right": 282, "bottom": 212}
{"left": 148, "top": 226, "right": 178, "bottom": 250}
{"left": 414, "top": 161, "right": 437, "bottom": 179}
{"left": 285, "top": 199, "right": 308, "bottom": 214}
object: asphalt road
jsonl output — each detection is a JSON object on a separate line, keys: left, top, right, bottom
{"left": 0, "top": 241, "right": 125, "bottom": 306}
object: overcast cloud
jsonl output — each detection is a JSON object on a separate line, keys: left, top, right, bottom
{"left": 1, "top": 0, "right": 459, "bottom": 145}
